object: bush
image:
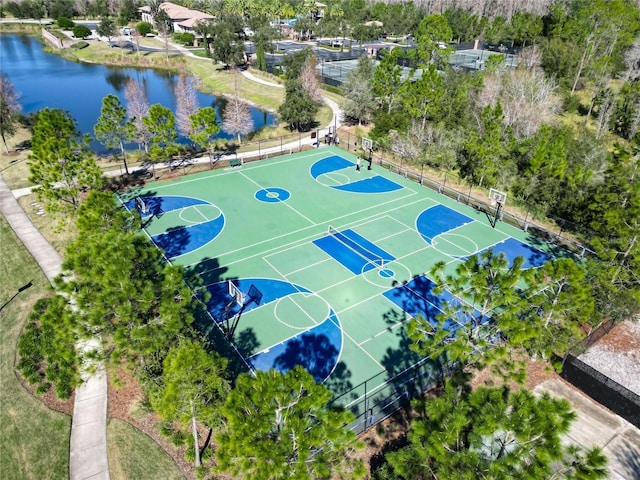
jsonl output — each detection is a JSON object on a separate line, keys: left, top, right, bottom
{"left": 72, "top": 24, "right": 91, "bottom": 39}
{"left": 136, "top": 21, "right": 153, "bottom": 36}
{"left": 173, "top": 32, "right": 195, "bottom": 46}
{"left": 563, "top": 93, "right": 582, "bottom": 114}
{"left": 56, "top": 17, "right": 74, "bottom": 29}
{"left": 70, "top": 41, "right": 89, "bottom": 49}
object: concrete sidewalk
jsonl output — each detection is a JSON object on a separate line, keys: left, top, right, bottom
{"left": 535, "top": 379, "right": 640, "bottom": 480}
{"left": 0, "top": 175, "right": 110, "bottom": 480}
{"left": 0, "top": 68, "right": 343, "bottom": 480}
{"left": 0, "top": 175, "right": 62, "bottom": 282}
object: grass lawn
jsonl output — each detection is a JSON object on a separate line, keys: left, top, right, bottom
{"left": 0, "top": 215, "right": 70, "bottom": 480}
{"left": 0, "top": 127, "right": 32, "bottom": 190}
{"left": 107, "top": 419, "right": 184, "bottom": 480}
{"left": 185, "top": 58, "right": 285, "bottom": 111}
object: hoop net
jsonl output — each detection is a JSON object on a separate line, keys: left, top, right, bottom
{"left": 328, "top": 226, "right": 385, "bottom": 271}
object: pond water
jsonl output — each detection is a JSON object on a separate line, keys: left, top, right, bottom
{"left": 0, "top": 34, "right": 277, "bottom": 152}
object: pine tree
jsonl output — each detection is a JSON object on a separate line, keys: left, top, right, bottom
{"left": 94, "top": 94, "right": 135, "bottom": 174}
{"left": 381, "top": 383, "right": 608, "bottom": 480}
{"left": 216, "top": 366, "right": 365, "bottom": 479}
{"left": 152, "top": 340, "right": 229, "bottom": 468}
{"left": 142, "top": 103, "right": 179, "bottom": 163}
{"left": 28, "top": 108, "right": 103, "bottom": 214}
{"left": 189, "top": 107, "right": 220, "bottom": 166}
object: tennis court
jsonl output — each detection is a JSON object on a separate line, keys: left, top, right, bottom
{"left": 120, "top": 147, "right": 557, "bottom": 415}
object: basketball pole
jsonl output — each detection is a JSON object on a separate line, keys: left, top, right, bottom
{"left": 490, "top": 201, "right": 502, "bottom": 229}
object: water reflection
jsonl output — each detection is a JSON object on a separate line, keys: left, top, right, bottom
{"left": 1, "top": 34, "right": 277, "bottom": 152}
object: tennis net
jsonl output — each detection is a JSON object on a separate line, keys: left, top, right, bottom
{"left": 328, "top": 226, "right": 386, "bottom": 270}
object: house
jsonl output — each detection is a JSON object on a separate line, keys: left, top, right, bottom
{"left": 312, "top": 2, "right": 326, "bottom": 21}
{"left": 139, "top": 2, "right": 214, "bottom": 34}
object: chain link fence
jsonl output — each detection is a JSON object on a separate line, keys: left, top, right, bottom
{"left": 329, "top": 128, "right": 596, "bottom": 259}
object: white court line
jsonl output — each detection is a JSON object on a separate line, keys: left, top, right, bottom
{"left": 260, "top": 254, "right": 386, "bottom": 372}
{"left": 257, "top": 207, "right": 425, "bottom": 278}
{"left": 263, "top": 256, "right": 323, "bottom": 327}
{"left": 359, "top": 318, "right": 410, "bottom": 347}
{"left": 193, "top": 192, "right": 425, "bottom": 278}
{"left": 239, "top": 170, "right": 317, "bottom": 226}
{"left": 193, "top": 205, "right": 210, "bottom": 222}
{"left": 285, "top": 256, "right": 335, "bottom": 276}
{"left": 273, "top": 295, "right": 327, "bottom": 329}
{"left": 142, "top": 150, "right": 329, "bottom": 192}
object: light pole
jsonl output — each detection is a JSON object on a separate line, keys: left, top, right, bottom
{"left": 0, "top": 281, "right": 33, "bottom": 313}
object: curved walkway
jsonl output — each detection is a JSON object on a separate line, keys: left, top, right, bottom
{"left": 0, "top": 64, "right": 343, "bottom": 480}
{"left": 0, "top": 175, "right": 110, "bottom": 480}
{"left": 240, "top": 69, "right": 343, "bottom": 129}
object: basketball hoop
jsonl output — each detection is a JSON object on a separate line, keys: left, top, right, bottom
{"left": 228, "top": 280, "right": 246, "bottom": 307}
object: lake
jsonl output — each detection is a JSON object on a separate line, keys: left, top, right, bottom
{"left": 0, "top": 34, "right": 277, "bottom": 152}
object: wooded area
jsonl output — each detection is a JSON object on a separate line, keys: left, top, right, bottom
{"left": 2, "top": 0, "right": 640, "bottom": 478}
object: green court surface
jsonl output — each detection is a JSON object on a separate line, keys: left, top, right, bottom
{"left": 121, "top": 146, "right": 560, "bottom": 414}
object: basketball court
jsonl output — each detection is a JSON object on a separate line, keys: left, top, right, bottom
{"left": 120, "top": 146, "right": 561, "bottom": 414}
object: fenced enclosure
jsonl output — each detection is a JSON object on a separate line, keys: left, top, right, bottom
{"left": 329, "top": 127, "right": 595, "bottom": 259}
{"left": 330, "top": 356, "right": 456, "bottom": 435}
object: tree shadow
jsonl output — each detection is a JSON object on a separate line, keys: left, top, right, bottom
{"left": 616, "top": 439, "right": 640, "bottom": 480}
{"left": 273, "top": 332, "right": 344, "bottom": 384}
{"left": 379, "top": 308, "right": 423, "bottom": 377}
{"left": 186, "top": 258, "right": 250, "bottom": 378}
{"left": 235, "top": 327, "right": 259, "bottom": 358}
{"left": 369, "top": 432, "right": 409, "bottom": 474}
{"left": 185, "top": 256, "right": 228, "bottom": 285}
{"left": 385, "top": 275, "right": 445, "bottom": 328}
{"left": 323, "top": 360, "right": 354, "bottom": 398}
{"left": 152, "top": 224, "right": 191, "bottom": 259}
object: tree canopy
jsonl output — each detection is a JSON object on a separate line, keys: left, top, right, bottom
{"left": 216, "top": 367, "right": 365, "bottom": 479}
{"left": 379, "top": 383, "right": 607, "bottom": 480}
{"left": 29, "top": 108, "right": 103, "bottom": 214}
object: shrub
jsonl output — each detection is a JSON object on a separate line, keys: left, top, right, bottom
{"left": 56, "top": 17, "right": 75, "bottom": 29}
{"left": 173, "top": 32, "right": 195, "bottom": 46}
{"left": 136, "top": 21, "right": 153, "bottom": 36}
{"left": 72, "top": 24, "right": 91, "bottom": 39}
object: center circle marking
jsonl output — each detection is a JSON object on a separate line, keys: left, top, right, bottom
{"left": 255, "top": 187, "right": 291, "bottom": 203}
